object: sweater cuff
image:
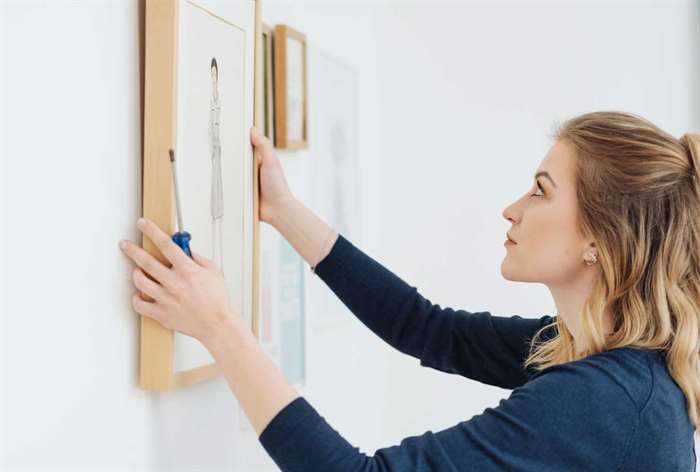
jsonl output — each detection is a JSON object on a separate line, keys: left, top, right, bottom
{"left": 313, "top": 233, "right": 353, "bottom": 280}
{"left": 258, "top": 397, "right": 323, "bottom": 466}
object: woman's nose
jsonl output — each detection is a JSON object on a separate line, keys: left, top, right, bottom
{"left": 502, "top": 203, "right": 517, "bottom": 223}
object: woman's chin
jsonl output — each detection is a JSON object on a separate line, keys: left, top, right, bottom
{"left": 500, "top": 260, "right": 518, "bottom": 281}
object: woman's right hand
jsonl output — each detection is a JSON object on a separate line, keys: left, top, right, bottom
{"left": 250, "top": 126, "right": 294, "bottom": 225}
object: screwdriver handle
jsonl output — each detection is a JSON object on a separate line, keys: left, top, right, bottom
{"left": 171, "top": 231, "right": 193, "bottom": 258}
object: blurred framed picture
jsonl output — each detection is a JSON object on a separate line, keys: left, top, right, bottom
{"left": 274, "top": 24, "right": 307, "bottom": 149}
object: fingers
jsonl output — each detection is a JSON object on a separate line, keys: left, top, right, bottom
{"left": 137, "top": 217, "right": 195, "bottom": 271}
{"left": 132, "top": 293, "right": 166, "bottom": 326}
{"left": 132, "top": 267, "right": 170, "bottom": 302}
{"left": 191, "top": 250, "right": 216, "bottom": 270}
{"left": 119, "top": 239, "right": 178, "bottom": 289}
{"left": 250, "top": 126, "right": 273, "bottom": 155}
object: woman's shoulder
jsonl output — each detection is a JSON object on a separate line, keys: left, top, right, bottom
{"left": 527, "top": 345, "right": 656, "bottom": 413}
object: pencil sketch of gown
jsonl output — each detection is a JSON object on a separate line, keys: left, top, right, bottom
{"left": 210, "top": 57, "right": 224, "bottom": 273}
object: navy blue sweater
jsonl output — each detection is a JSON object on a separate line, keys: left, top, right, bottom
{"left": 259, "top": 234, "right": 697, "bottom": 471}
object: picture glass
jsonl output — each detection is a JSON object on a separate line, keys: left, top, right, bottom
{"left": 279, "top": 237, "right": 305, "bottom": 385}
{"left": 309, "top": 51, "right": 359, "bottom": 328}
{"left": 285, "top": 36, "right": 305, "bottom": 143}
{"left": 173, "top": 0, "right": 252, "bottom": 371}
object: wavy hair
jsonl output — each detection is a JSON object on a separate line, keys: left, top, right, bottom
{"left": 522, "top": 111, "right": 700, "bottom": 429}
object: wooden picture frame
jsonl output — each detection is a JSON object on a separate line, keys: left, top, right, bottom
{"left": 140, "top": 0, "right": 263, "bottom": 391}
{"left": 262, "top": 23, "right": 275, "bottom": 143}
{"left": 273, "top": 24, "right": 308, "bottom": 149}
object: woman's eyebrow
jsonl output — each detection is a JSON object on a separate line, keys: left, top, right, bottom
{"left": 534, "top": 171, "right": 557, "bottom": 189}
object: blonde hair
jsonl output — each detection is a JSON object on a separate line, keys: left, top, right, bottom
{"left": 523, "top": 111, "right": 700, "bottom": 430}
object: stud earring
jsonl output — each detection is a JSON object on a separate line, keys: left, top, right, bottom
{"left": 584, "top": 252, "right": 598, "bottom": 266}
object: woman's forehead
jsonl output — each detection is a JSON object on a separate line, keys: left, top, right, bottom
{"left": 538, "top": 140, "right": 576, "bottom": 184}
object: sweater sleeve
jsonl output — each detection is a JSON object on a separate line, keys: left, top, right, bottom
{"left": 259, "top": 356, "right": 640, "bottom": 471}
{"left": 313, "top": 234, "right": 557, "bottom": 389}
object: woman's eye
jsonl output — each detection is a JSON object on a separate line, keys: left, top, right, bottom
{"left": 530, "top": 182, "right": 545, "bottom": 197}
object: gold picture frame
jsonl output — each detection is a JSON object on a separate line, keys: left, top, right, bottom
{"left": 273, "top": 24, "right": 307, "bottom": 149}
{"left": 140, "top": 0, "right": 263, "bottom": 391}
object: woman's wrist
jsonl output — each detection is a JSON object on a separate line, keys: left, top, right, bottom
{"left": 203, "top": 312, "right": 254, "bottom": 358}
{"left": 313, "top": 227, "right": 338, "bottom": 270}
{"left": 267, "top": 194, "right": 338, "bottom": 269}
{"left": 268, "top": 193, "right": 298, "bottom": 230}
{"left": 201, "top": 307, "right": 300, "bottom": 435}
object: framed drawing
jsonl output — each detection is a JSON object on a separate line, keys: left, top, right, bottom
{"left": 314, "top": 51, "right": 359, "bottom": 240}
{"left": 140, "top": 0, "right": 263, "bottom": 391}
{"left": 256, "top": 226, "right": 306, "bottom": 388}
{"left": 278, "top": 236, "right": 306, "bottom": 386}
{"left": 262, "top": 23, "right": 275, "bottom": 142}
{"left": 273, "top": 24, "right": 307, "bottom": 149}
{"left": 309, "top": 51, "right": 359, "bottom": 329}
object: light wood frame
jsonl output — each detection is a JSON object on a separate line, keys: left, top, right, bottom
{"left": 140, "top": 0, "right": 263, "bottom": 391}
{"left": 262, "top": 23, "right": 275, "bottom": 143}
{"left": 273, "top": 24, "right": 308, "bottom": 149}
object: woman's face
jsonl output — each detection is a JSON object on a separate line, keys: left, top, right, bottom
{"left": 501, "top": 139, "right": 593, "bottom": 287}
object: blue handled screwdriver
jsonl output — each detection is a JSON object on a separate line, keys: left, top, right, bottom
{"left": 168, "top": 149, "right": 193, "bottom": 258}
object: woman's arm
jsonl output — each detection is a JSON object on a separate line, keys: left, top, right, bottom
{"left": 119, "top": 217, "right": 638, "bottom": 471}
{"left": 310, "top": 233, "right": 558, "bottom": 389}
{"left": 251, "top": 126, "right": 337, "bottom": 269}
{"left": 120, "top": 216, "right": 297, "bottom": 434}
{"left": 256, "top": 351, "right": 639, "bottom": 471}
{"left": 252, "top": 127, "right": 556, "bottom": 390}
{"left": 267, "top": 194, "right": 338, "bottom": 271}
{"left": 205, "top": 315, "right": 299, "bottom": 435}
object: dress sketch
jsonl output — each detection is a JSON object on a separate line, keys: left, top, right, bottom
{"left": 210, "top": 58, "right": 224, "bottom": 273}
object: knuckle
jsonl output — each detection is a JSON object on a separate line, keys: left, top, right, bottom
{"left": 158, "top": 234, "right": 171, "bottom": 248}
{"left": 155, "top": 309, "right": 169, "bottom": 327}
{"left": 156, "top": 231, "right": 173, "bottom": 248}
{"left": 168, "top": 281, "right": 185, "bottom": 298}
{"left": 141, "top": 256, "right": 156, "bottom": 273}
{"left": 182, "top": 264, "right": 198, "bottom": 280}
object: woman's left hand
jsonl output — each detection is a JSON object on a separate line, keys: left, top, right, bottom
{"left": 119, "top": 217, "right": 239, "bottom": 347}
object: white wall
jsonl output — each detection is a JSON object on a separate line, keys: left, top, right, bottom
{"left": 1, "top": 0, "right": 699, "bottom": 471}
{"left": 368, "top": 0, "right": 700, "bottom": 459}
{"left": 1, "top": 1, "right": 385, "bottom": 471}
{"left": 1, "top": 0, "right": 8, "bottom": 466}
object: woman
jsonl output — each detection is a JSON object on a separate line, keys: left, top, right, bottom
{"left": 119, "top": 111, "right": 698, "bottom": 471}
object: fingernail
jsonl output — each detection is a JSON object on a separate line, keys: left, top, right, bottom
{"left": 119, "top": 240, "right": 127, "bottom": 250}
{"left": 137, "top": 217, "right": 145, "bottom": 228}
